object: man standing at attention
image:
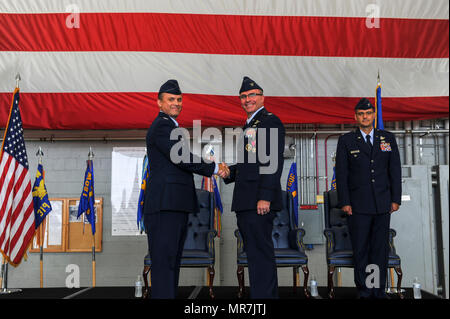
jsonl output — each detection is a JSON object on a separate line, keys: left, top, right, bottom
{"left": 335, "top": 98, "right": 401, "bottom": 299}
{"left": 144, "top": 79, "right": 229, "bottom": 298}
{"left": 225, "top": 76, "right": 285, "bottom": 298}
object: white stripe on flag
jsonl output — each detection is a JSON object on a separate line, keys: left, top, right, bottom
{"left": 10, "top": 167, "right": 29, "bottom": 232}
{"left": 10, "top": 196, "right": 34, "bottom": 262}
{"left": 0, "top": 52, "right": 447, "bottom": 97}
{"left": 0, "top": 0, "right": 447, "bottom": 19}
{"left": 0, "top": 155, "right": 16, "bottom": 232}
{"left": 0, "top": 160, "right": 24, "bottom": 253}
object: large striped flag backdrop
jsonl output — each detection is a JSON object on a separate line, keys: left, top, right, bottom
{"left": 0, "top": 88, "right": 35, "bottom": 266}
{"left": 0, "top": 0, "right": 448, "bottom": 130}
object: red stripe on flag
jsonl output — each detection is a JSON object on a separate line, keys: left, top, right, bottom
{"left": 14, "top": 221, "right": 36, "bottom": 264}
{"left": 10, "top": 206, "right": 35, "bottom": 264}
{"left": 0, "top": 93, "right": 447, "bottom": 129}
{"left": 10, "top": 170, "right": 29, "bottom": 226}
{"left": 0, "top": 13, "right": 448, "bottom": 58}
{"left": 0, "top": 155, "right": 14, "bottom": 213}
{"left": 0, "top": 160, "right": 19, "bottom": 253}
{"left": 0, "top": 159, "right": 17, "bottom": 221}
{"left": 9, "top": 188, "right": 33, "bottom": 257}
{"left": 0, "top": 205, "right": 12, "bottom": 254}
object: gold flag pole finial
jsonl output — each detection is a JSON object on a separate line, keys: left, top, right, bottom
{"left": 377, "top": 69, "right": 380, "bottom": 84}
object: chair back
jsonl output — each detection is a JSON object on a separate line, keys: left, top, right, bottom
{"left": 324, "top": 189, "right": 340, "bottom": 228}
{"left": 324, "top": 189, "right": 352, "bottom": 251}
{"left": 332, "top": 225, "right": 353, "bottom": 251}
{"left": 183, "top": 189, "right": 214, "bottom": 250}
{"left": 272, "top": 191, "right": 295, "bottom": 249}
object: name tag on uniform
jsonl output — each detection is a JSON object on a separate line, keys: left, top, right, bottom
{"left": 380, "top": 142, "right": 392, "bottom": 152}
{"left": 350, "top": 150, "right": 360, "bottom": 154}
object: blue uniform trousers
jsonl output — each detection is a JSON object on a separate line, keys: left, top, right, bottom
{"left": 236, "top": 210, "right": 278, "bottom": 299}
{"left": 144, "top": 211, "right": 188, "bottom": 299}
{"left": 347, "top": 212, "right": 391, "bottom": 298}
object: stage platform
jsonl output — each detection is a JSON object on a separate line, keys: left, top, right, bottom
{"left": 0, "top": 286, "right": 440, "bottom": 299}
{"left": 1, "top": 286, "right": 445, "bottom": 318}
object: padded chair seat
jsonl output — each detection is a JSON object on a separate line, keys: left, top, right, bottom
{"left": 275, "top": 248, "right": 308, "bottom": 259}
{"left": 328, "top": 250, "right": 353, "bottom": 259}
{"left": 181, "top": 250, "right": 214, "bottom": 266}
{"left": 144, "top": 253, "right": 151, "bottom": 266}
{"left": 144, "top": 250, "right": 214, "bottom": 267}
{"left": 388, "top": 254, "right": 401, "bottom": 266}
{"left": 327, "top": 250, "right": 401, "bottom": 267}
{"left": 238, "top": 248, "right": 307, "bottom": 259}
{"left": 237, "top": 248, "right": 308, "bottom": 266}
{"left": 328, "top": 249, "right": 353, "bottom": 266}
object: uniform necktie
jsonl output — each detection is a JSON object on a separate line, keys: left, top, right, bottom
{"left": 366, "top": 135, "right": 373, "bottom": 150}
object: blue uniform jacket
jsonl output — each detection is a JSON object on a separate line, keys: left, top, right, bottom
{"left": 224, "top": 108, "right": 285, "bottom": 212}
{"left": 144, "top": 112, "right": 215, "bottom": 215}
{"left": 335, "top": 128, "right": 402, "bottom": 214}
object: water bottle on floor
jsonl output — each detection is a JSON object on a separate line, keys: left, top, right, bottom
{"left": 135, "top": 275, "right": 143, "bottom": 298}
{"left": 413, "top": 277, "right": 421, "bottom": 299}
{"left": 310, "top": 275, "right": 318, "bottom": 297}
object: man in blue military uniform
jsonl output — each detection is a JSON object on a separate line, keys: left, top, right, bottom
{"left": 143, "top": 79, "right": 229, "bottom": 298}
{"left": 335, "top": 98, "right": 401, "bottom": 299}
{"left": 224, "top": 76, "right": 285, "bottom": 298}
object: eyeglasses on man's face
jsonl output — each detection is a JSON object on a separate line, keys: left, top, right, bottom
{"left": 356, "top": 111, "right": 374, "bottom": 117}
{"left": 239, "top": 93, "right": 263, "bottom": 100}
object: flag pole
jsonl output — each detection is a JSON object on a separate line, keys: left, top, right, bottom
{"left": 88, "top": 147, "right": 96, "bottom": 287}
{"left": 289, "top": 143, "right": 298, "bottom": 295}
{"left": 0, "top": 75, "right": 23, "bottom": 295}
{"left": 36, "top": 147, "right": 44, "bottom": 288}
{"left": 0, "top": 257, "right": 4, "bottom": 288}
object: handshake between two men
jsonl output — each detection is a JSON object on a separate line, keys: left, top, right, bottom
{"left": 216, "top": 162, "right": 230, "bottom": 179}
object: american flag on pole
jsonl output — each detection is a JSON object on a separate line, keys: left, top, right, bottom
{"left": 0, "top": 88, "right": 35, "bottom": 266}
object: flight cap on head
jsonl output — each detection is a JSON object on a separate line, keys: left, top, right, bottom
{"left": 239, "top": 76, "right": 263, "bottom": 94}
{"left": 159, "top": 79, "right": 182, "bottom": 95}
{"left": 354, "top": 98, "right": 375, "bottom": 112}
